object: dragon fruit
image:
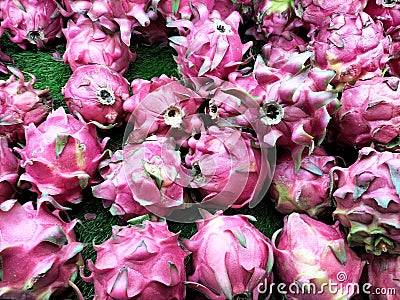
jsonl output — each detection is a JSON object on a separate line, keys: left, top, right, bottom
{"left": 62, "top": 15, "right": 136, "bottom": 74}
{"left": 269, "top": 147, "right": 337, "bottom": 218}
{"left": 365, "top": 0, "right": 400, "bottom": 33}
{"left": 332, "top": 147, "right": 400, "bottom": 255}
{"left": 0, "top": 199, "right": 84, "bottom": 299}
{"left": 310, "top": 12, "right": 390, "bottom": 85}
{"left": 246, "top": 53, "right": 340, "bottom": 170}
{"left": 62, "top": 64, "right": 130, "bottom": 127}
{"left": 123, "top": 75, "right": 177, "bottom": 117}
{"left": 65, "top": 0, "right": 155, "bottom": 46}
{"left": 92, "top": 150, "right": 149, "bottom": 221}
{"left": 15, "top": 107, "right": 109, "bottom": 207}
{"left": 184, "top": 212, "right": 274, "bottom": 299}
{"left": 124, "top": 78, "right": 203, "bottom": 142}
{"left": 272, "top": 213, "right": 365, "bottom": 299}
{"left": 0, "top": 67, "right": 53, "bottom": 143}
{"left": 168, "top": 4, "right": 252, "bottom": 79}
{"left": 0, "top": 0, "right": 63, "bottom": 49}
{"left": 0, "top": 137, "right": 19, "bottom": 202}
{"left": 334, "top": 76, "right": 400, "bottom": 149}
{"left": 295, "top": 0, "right": 367, "bottom": 32}
{"left": 248, "top": 0, "right": 302, "bottom": 40}
{"left": 81, "top": 219, "right": 188, "bottom": 299}
{"left": 365, "top": 253, "right": 400, "bottom": 299}
{"left": 122, "top": 135, "right": 191, "bottom": 218}
{"left": 261, "top": 31, "right": 307, "bottom": 68}
{"left": 185, "top": 126, "right": 266, "bottom": 209}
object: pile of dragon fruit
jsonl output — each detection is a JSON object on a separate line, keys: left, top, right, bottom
{"left": 0, "top": 0, "right": 400, "bottom": 299}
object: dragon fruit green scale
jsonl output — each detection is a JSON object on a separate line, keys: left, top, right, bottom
{"left": 332, "top": 147, "right": 400, "bottom": 255}
{"left": 15, "top": 107, "right": 109, "bottom": 207}
{"left": 81, "top": 219, "right": 188, "bottom": 299}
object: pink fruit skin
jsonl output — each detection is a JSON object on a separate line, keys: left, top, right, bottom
{"left": 295, "top": 0, "right": 367, "bottom": 30}
{"left": 15, "top": 107, "right": 109, "bottom": 207}
{"left": 311, "top": 12, "right": 390, "bottom": 84}
{"left": 332, "top": 147, "right": 400, "bottom": 255}
{"left": 92, "top": 150, "right": 149, "bottom": 221}
{"left": 269, "top": 147, "right": 336, "bottom": 218}
{"left": 185, "top": 126, "right": 264, "bottom": 209}
{"left": 62, "top": 64, "right": 130, "bottom": 127}
{"left": 169, "top": 4, "right": 252, "bottom": 79}
{"left": 0, "top": 67, "right": 53, "bottom": 143}
{"left": 272, "top": 213, "right": 365, "bottom": 300}
{"left": 261, "top": 31, "right": 307, "bottom": 68}
{"left": 184, "top": 213, "right": 274, "bottom": 299}
{"left": 82, "top": 220, "right": 188, "bottom": 300}
{"left": 122, "top": 136, "right": 191, "bottom": 217}
{"left": 0, "top": 199, "right": 84, "bottom": 299}
{"left": 65, "top": 0, "right": 155, "bottom": 46}
{"left": 335, "top": 76, "right": 400, "bottom": 148}
{"left": 124, "top": 77, "right": 203, "bottom": 140}
{"left": 0, "top": 0, "right": 63, "bottom": 49}
{"left": 364, "top": 0, "right": 400, "bottom": 33}
{"left": 366, "top": 254, "right": 400, "bottom": 300}
{"left": 155, "top": 0, "right": 215, "bottom": 20}
{"left": 0, "top": 137, "right": 19, "bottom": 203}
{"left": 62, "top": 15, "right": 136, "bottom": 75}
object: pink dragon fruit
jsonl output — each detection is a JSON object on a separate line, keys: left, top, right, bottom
{"left": 123, "top": 74, "right": 177, "bottom": 118}
{"left": 122, "top": 135, "right": 191, "bottom": 217}
{"left": 62, "top": 64, "right": 130, "bottom": 127}
{"left": 310, "top": 12, "right": 390, "bottom": 85}
{"left": 261, "top": 31, "right": 307, "bottom": 68}
{"left": 62, "top": 15, "right": 136, "bottom": 75}
{"left": 294, "top": 0, "right": 367, "bottom": 32}
{"left": 269, "top": 147, "right": 337, "bottom": 218}
{"left": 332, "top": 147, "right": 400, "bottom": 255}
{"left": 92, "top": 150, "right": 149, "bottom": 221}
{"left": 133, "top": 15, "right": 174, "bottom": 46}
{"left": 272, "top": 213, "right": 365, "bottom": 299}
{"left": 0, "top": 67, "right": 53, "bottom": 143}
{"left": 334, "top": 76, "right": 400, "bottom": 149}
{"left": 0, "top": 136, "right": 19, "bottom": 202}
{"left": 184, "top": 212, "right": 274, "bottom": 299}
{"left": 81, "top": 219, "right": 188, "bottom": 299}
{"left": 0, "top": 0, "right": 63, "bottom": 49}
{"left": 168, "top": 4, "right": 252, "bottom": 79}
{"left": 15, "top": 107, "right": 109, "bottom": 207}
{"left": 365, "top": 253, "right": 400, "bottom": 299}
{"left": 247, "top": 53, "right": 340, "bottom": 170}
{"left": 185, "top": 125, "right": 267, "bottom": 209}
{"left": 365, "top": 0, "right": 400, "bottom": 33}
{"left": 248, "top": 0, "right": 302, "bottom": 40}
{"left": 124, "top": 78, "right": 203, "bottom": 142}
{"left": 0, "top": 199, "right": 84, "bottom": 299}
{"left": 65, "top": 0, "right": 155, "bottom": 46}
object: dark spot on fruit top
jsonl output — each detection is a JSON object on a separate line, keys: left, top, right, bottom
{"left": 193, "top": 161, "right": 202, "bottom": 174}
{"left": 168, "top": 109, "right": 176, "bottom": 117}
{"left": 27, "top": 31, "right": 41, "bottom": 41}
{"left": 233, "top": 292, "right": 251, "bottom": 300}
{"left": 210, "top": 104, "right": 217, "bottom": 114}
{"left": 97, "top": 89, "right": 114, "bottom": 105}
{"left": 263, "top": 102, "right": 280, "bottom": 120}
{"left": 383, "top": 0, "right": 396, "bottom": 7}
{"left": 216, "top": 24, "right": 226, "bottom": 33}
